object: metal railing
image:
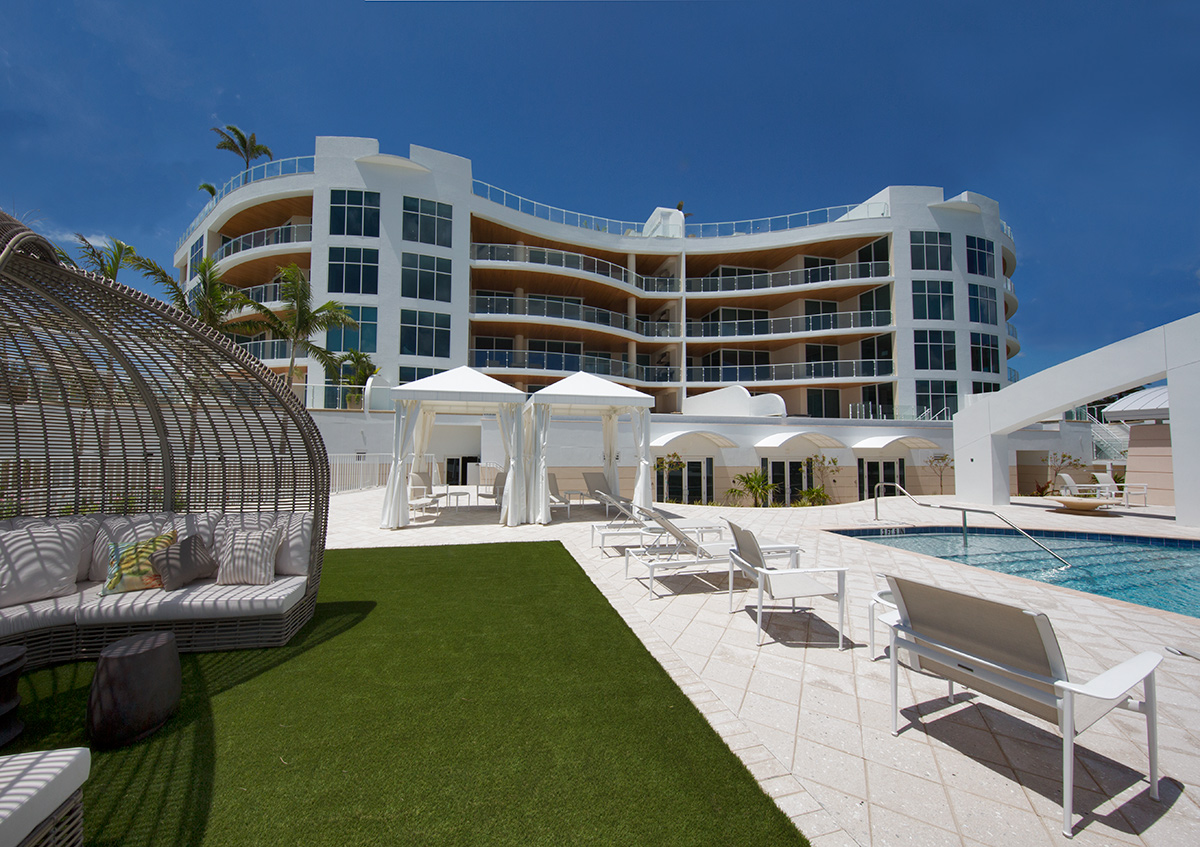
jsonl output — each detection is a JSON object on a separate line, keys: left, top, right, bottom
{"left": 686, "top": 359, "right": 894, "bottom": 383}
{"left": 470, "top": 349, "right": 677, "bottom": 382}
{"left": 471, "top": 243, "right": 679, "bottom": 293}
{"left": 1008, "top": 366, "right": 1020, "bottom": 383}
{"left": 472, "top": 178, "right": 889, "bottom": 239}
{"left": 470, "top": 295, "right": 679, "bottom": 338}
{"left": 1002, "top": 276, "right": 1015, "bottom": 295}
{"left": 1006, "top": 321, "right": 1018, "bottom": 340}
{"left": 688, "top": 309, "right": 890, "bottom": 338}
{"left": 241, "top": 281, "right": 283, "bottom": 305}
{"left": 685, "top": 261, "right": 891, "bottom": 293}
{"left": 236, "top": 338, "right": 291, "bottom": 360}
{"left": 872, "top": 482, "right": 1071, "bottom": 568}
{"left": 213, "top": 223, "right": 312, "bottom": 262}
{"left": 329, "top": 452, "right": 393, "bottom": 494}
{"left": 178, "top": 155, "right": 316, "bottom": 249}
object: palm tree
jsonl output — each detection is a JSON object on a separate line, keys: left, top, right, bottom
{"left": 211, "top": 125, "right": 273, "bottom": 171}
{"left": 74, "top": 234, "right": 136, "bottom": 281}
{"left": 235, "top": 263, "right": 357, "bottom": 388}
{"left": 133, "top": 255, "right": 244, "bottom": 331}
{"left": 198, "top": 183, "right": 217, "bottom": 198}
{"left": 728, "top": 469, "right": 776, "bottom": 508}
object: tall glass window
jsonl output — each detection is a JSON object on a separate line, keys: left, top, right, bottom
{"left": 401, "top": 253, "right": 452, "bottom": 302}
{"left": 402, "top": 197, "right": 452, "bottom": 247}
{"left": 912, "top": 280, "right": 953, "bottom": 320}
{"left": 910, "top": 231, "right": 952, "bottom": 271}
{"left": 968, "top": 283, "right": 998, "bottom": 325}
{"left": 916, "top": 379, "right": 958, "bottom": 418}
{"left": 329, "top": 190, "right": 380, "bottom": 237}
{"left": 914, "top": 329, "right": 956, "bottom": 370}
{"left": 400, "top": 310, "right": 451, "bottom": 358}
{"left": 328, "top": 247, "right": 379, "bottom": 295}
{"left": 970, "top": 332, "right": 1001, "bottom": 374}
{"left": 326, "top": 306, "right": 377, "bottom": 354}
{"left": 966, "top": 235, "right": 995, "bottom": 277}
{"left": 188, "top": 237, "right": 204, "bottom": 278}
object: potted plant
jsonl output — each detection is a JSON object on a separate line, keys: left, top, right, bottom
{"left": 338, "top": 349, "right": 377, "bottom": 410}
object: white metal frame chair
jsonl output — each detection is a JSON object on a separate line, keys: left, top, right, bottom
{"left": 546, "top": 472, "right": 571, "bottom": 518}
{"left": 885, "top": 574, "right": 1160, "bottom": 837}
{"left": 410, "top": 471, "right": 444, "bottom": 516}
{"left": 477, "top": 469, "right": 506, "bottom": 510}
{"left": 1093, "top": 471, "right": 1148, "bottom": 507}
{"left": 727, "top": 521, "right": 846, "bottom": 648}
{"left": 590, "top": 492, "right": 722, "bottom": 550}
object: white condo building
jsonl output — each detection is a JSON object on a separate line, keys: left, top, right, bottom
{"left": 173, "top": 136, "right": 1033, "bottom": 503}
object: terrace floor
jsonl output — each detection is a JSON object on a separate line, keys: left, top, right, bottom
{"left": 326, "top": 490, "right": 1200, "bottom": 846}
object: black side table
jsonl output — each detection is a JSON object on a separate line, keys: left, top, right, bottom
{"left": 0, "top": 645, "right": 27, "bottom": 748}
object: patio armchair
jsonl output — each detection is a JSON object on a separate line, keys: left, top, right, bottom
{"left": 884, "top": 574, "right": 1160, "bottom": 837}
{"left": 727, "top": 522, "right": 846, "bottom": 648}
{"left": 1093, "top": 471, "right": 1148, "bottom": 507}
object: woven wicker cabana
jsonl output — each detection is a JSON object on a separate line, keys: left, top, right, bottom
{"left": 0, "top": 210, "right": 328, "bottom": 664}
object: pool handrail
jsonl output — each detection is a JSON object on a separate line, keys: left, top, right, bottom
{"left": 872, "top": 482, "right": 1072, "bottom": 569}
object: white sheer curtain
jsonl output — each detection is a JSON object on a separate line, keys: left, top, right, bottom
{"left": 380, "top": 398, "right": 423, "bottom": 529}
{"left": 631, "top": 407, "right": 652, "bottom": 509}
{"left": 496, "top": 403, "right": 526, "bottom": 526}
{"left": 602, "top": 413, "right": 619, "bottom": 499}
{"left": 526, "top": 404, "right": 551, "bottom": 524}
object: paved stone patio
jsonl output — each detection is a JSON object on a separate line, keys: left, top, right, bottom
{"left": 326, "top": 490, "right": 1200, "bottom": 846}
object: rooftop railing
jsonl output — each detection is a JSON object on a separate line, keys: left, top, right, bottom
{"left": 213, "top": 223, "right": 312, "bottom": 263}
{"left": 472, "top": 179, "right": 889, "bottom": 239}
{"left": 687, "top": 309, "right": 891, "bottom": 339}
{"left": 471, "top": 243, "right": 679, "bottom": 293}
{"left": 177, "top": 156, "right": 316, "bottom": 250}
{"left": 685, "top": 261, "right": 891, "bottom": 293}
{"left": 470, "top": 349, "right": 677, "bottom": 383}
{"left": 470, "top": 296, "right": 680, "bottom": 338}
{"left": 686, "top": 359, "right": 894, "bottom": 383}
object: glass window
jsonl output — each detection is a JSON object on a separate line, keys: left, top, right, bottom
{"left": 328, "top": 247, "right": 379, "bottom": 295}
{"left": 400, "top": 309, "right": 451, "bottom": 358}
{"left": 398, "top": 366, "right": 443, "bottom": 384}
{"left": 914, "top": 329, "right": 956, "bottom": 370}
{"left": 966, "top": 235, "right": 996, "bottom": 278}
{"left": 402, "top": 196, "right": 452, "bottom": 248}
{"left": 188, "top": 238, "right": 203, "bottom": 279}
{"left": 327, "top": 306, "right": 377, "bottom": 354}
{"left": 910, "top": 231, "right": 952, "bottom": 272}
{"left": 807, "top": 388, "right": 839, "bottom": 418}
{"left": 329, "top": 190, "right": 380, "bottom": 237}
{"left": 912, "top": 280, "right": 953, "bottom": 320}
{"left": 401, "top": 253, "right": 452, "bottom": 302}
{"left": 968, "top": 283, "right": 998, "bottom": 325}
{"left": 970, "top": 332, "right": 1001, "bottom": 374}
{"left": 916, "top": 379, "right": 958, "bottom": 418}
{"left": 972, "top": 381, "right": 1000, "bottom": 393}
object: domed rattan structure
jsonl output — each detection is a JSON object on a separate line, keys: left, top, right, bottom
{"left": 0, "top": 210, "right": 328, "bottom": 662}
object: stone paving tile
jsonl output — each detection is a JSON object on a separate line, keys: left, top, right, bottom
{"left": 328, "top": 489, "right": 1200, "bottom": 845}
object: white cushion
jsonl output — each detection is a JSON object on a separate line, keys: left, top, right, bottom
{"left": 0, "top": 584, "right": 100, "bottom": 638}
{"left": 9, "top": 517, "right": 99, "bottom": 583}
{"left": 90, "top": 513, "right": 220, "bottom": 582}
{"left": 0, "top": 748, "right": 90, "bottom": 846}
{"left": 0, "top": 525, "right": 89, "bottom": 607}
{"left": 0, "top": 520, "right": 11, "bottom": 533}
{"left": 76, "top": 576, "right": 307, "bottom": 625}
{"left": 216, "top": 527, "right": 282, "bottom": 586}
{"left": 214, "top": 512, "right": 312, "bottom": 576}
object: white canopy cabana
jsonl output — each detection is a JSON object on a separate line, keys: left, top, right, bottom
{"left": 381, "top": 367, "right": 528, "bottom": 528}
{"left": 525, "top": 372, "right": 655, "bottom": 525}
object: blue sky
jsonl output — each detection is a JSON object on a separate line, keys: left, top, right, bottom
{"left": 2, "top": 0, "right": 1197, "bottom": 378}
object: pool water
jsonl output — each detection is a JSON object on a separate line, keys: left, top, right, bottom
{"left": 842, "top": 528, "right": 1200, "bottom": 619}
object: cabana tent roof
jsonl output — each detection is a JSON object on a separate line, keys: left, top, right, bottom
{"left": 390, "top": 366, "right": 525, "bottom": 411}
{"left": 529, "top": 371, "right": 654, "bottom": 415}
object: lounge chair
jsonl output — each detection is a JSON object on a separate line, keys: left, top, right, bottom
{"left": 1093, "top": 471, "right": 1148, "bottom": 507}
{"left": 547, "top": 472, "right": 571, "bottom": 518}
{"left": 590, "top": 492, "right": 721, "bottom": 551}
{"left": 583, "top": 472, "right": 619, "bottom": 516}
{"left": 727, "top": 522, "right": 846, "bottom": 648}
{"left": 624, "top": 507, "right": 798, "bottom": 599}
{"left": 1049, "top": 473, "right": 1121, "bottom": 511}
{"left": 884, "top": 575, "right": 1160, "bottom": 837}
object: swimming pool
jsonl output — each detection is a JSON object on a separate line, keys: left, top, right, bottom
{"left": 837, "top": 527, "right": 1200, "bottom": 619}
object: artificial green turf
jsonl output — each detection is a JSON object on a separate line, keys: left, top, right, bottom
{"left": 11, "top": 542, "right": 809, "bottom": 846}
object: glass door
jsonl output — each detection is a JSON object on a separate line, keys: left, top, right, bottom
{"left": 857, "top": 459, "right": 906, "bottom": 500}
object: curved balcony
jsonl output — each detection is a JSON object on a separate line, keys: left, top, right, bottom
{"left": 241, "top": 282, "right": 283, "bottom": 306}
{"left": 237, "top": 338, "right": 291, "bottom": 361}
{"left": 471, "top": 244, "right": 679, "bottom": 294}
{"left": 178, "top": 156, "right": 316, "bottom": 250}
{"left": 470, "top": 349, "right": 678, "bottom": 383}
{"left": 472, "top": 179, "right": 889, "bottom": 239}
{"left": 684, "top": 261, "right": 890, "bottom": 294}
{"left": 686, "top": 359, "right": 894, "bottom": 383}
{"left": 214, "top": 223, "right": 312, "bottom": 263}
{"left": 1005, "top": 321, "right": 1020, "bottom": 356}
{"left": 687, "top": 309, "right": 891, "bottom": 339}
{"left": 471, "top": 296, "right": 679, "bottom": 338}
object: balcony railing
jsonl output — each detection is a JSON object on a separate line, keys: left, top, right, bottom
{"left": 685, "top": 261, "right": 891, "bottom": 293}
{"left": 1002, "top": 276, "right": 1015, "bottom": 295}
{"left": 241, "top": 282, "right": 283, "bottom": 305}
{"left": 214, "top": 223, "right": 312, "bottom": 263}
{"left": 1006, "top": 321, "right": 1018, "bottom": 340}
{"left": 1008, "top": 367, "right": 1020, "bottom": 383}
{"left": 471, "top": 296, "right": 679, "bottom": 338}
{"left": 470, "top": 349, "right": 677, "bottom": 382}
{"left": 236, "top": 338, "right": 291, "bottom": 361}
{"left": 686, "top": 359, "right": 894, "bottom": 383}
{"left": 178, "top": 155, "right": 316, "bottom": 250}
{"left": 472, "top": 179, "right": 889, "bottom": 239}
{"left": 687, "top": 309, "right": 891, "bottom": 339}
{"left": 471, "top": 243, "right": 679, "bottom": 293}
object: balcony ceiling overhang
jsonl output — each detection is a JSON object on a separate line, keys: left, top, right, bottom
{"left": 219, "top": 252, "right": 310, "bottom": 287}
{"left": 222, "top": 195, "right": 314, "bottom": 237}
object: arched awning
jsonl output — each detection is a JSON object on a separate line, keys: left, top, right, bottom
{"left": 853, "top": 435, "right": 941, "bottom": 451}
{"left": 755, "top": 431, "right": 845, "bottom": 450}
{"left": 651, "top": 430, "right": 738, "bottom": 449}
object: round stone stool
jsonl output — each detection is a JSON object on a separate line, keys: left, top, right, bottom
{"left": 87, "top": 632, "right": 181, "bottom": 749}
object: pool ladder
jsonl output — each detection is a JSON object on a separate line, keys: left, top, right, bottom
{"left": 873, "top": 482, "right": 1072, "bottom": 569}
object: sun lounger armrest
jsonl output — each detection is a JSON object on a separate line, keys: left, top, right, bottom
{"left": 1056, "top": 652, "right": 1161, "bottom": 701}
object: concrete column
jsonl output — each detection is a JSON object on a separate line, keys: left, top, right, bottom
{"left": 1167, "top": 356, "right": 1200, "bottom": 526}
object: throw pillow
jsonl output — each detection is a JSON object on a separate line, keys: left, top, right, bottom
{"left": 216, "top": 527, "right": 283, "bottom": 586}
{"left": 0, "top": 524, "right": 88, "bottom": 606}
{"left": 149, "top": 534, "right": 218, "bottom": 591}
{"left": 101, "top": 530, "right": 178, "bottom": 596}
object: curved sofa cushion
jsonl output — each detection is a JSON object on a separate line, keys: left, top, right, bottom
{"left": 0, "top": 748, "right": 91, "bottom": 846}
{"left": 78, "top": 576, "right": 307, "bottom": 625}
{"left": 0, "top": 583, "right": 100, "bottom": 638}
{"left": 150, "top": 534, "right": 218, "bottom": 591}
{"left": 101, "top": 531, "right": 177, "bottom": 596}
{"left": 0, "top": 524, "right": 91, "bottom": 607}
{"left": 216, "top": 528, "right": 282, "bottom": 586}
{"left": 214, "top": 512, "right": 312, "bottom": 576}
{"left": 10, "top": 516, "right": 100, "bottom": 582}
{"left": 90, "top": 512, "right": 220, "bottom": 582}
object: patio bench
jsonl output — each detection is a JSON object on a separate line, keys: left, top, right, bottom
{"left": 0, "top": 747, "right": 90, "bottom": 847}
